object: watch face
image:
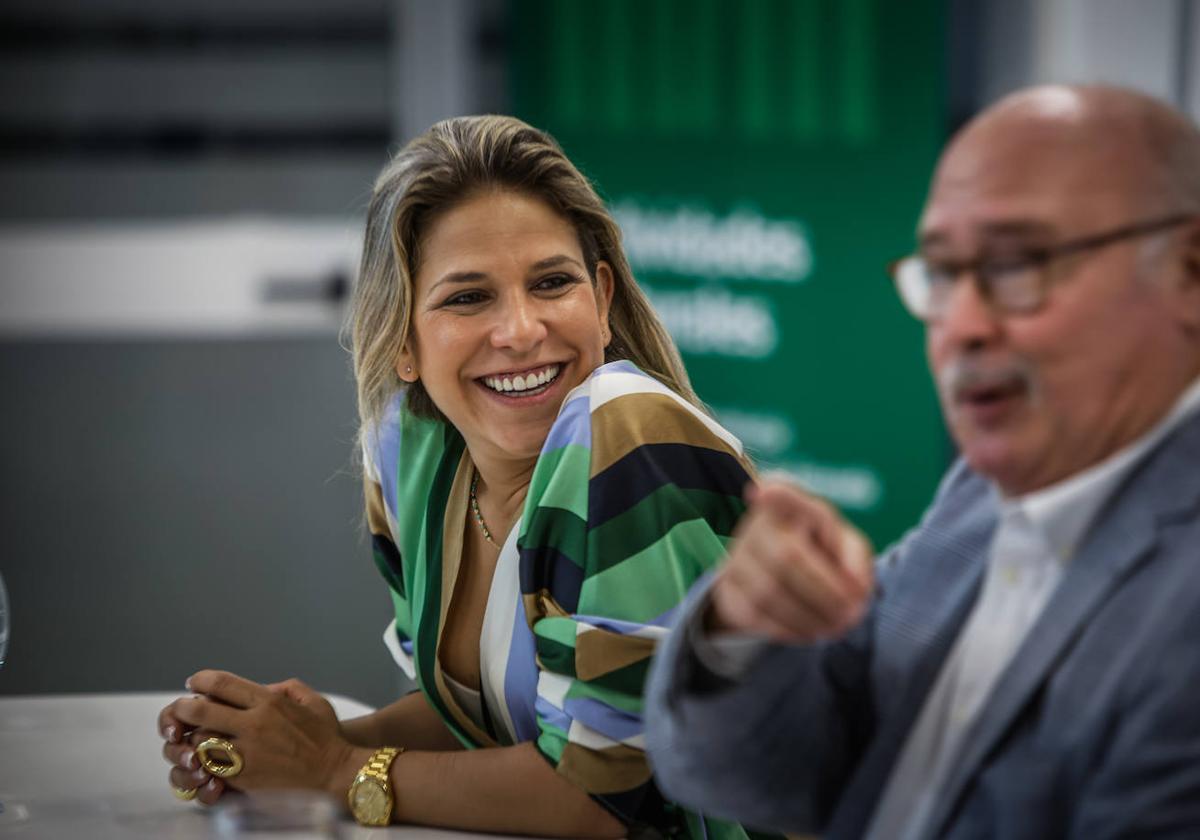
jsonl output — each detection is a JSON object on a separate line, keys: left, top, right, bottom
{"left": 352, "top": 778, "right": 389, "bottom": 823}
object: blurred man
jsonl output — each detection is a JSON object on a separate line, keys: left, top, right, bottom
{"left": 645, "top": 85, "right": 1200, "bottom": 840}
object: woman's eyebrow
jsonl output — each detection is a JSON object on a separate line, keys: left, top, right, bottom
{"left": 529, "top": 254, "right": 583, "bottom": 272}
{"left": 428, "top": 270, "right": 488, "bottom": 296}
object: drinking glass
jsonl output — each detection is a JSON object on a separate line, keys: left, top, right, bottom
{"left": 211, "top": 790, "right": 341, "bottom": 839}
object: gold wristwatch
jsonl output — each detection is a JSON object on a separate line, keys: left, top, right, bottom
{"left": 347, "top": 746, "right": 403, "bottom": 826}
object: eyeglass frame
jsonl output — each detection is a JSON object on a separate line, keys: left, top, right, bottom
{"left": 888, "top": 212, "right": 1196, "bottom": 321}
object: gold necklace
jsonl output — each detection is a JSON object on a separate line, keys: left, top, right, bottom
{"left": 469, "top": 471, "right": 500, "bottom": 548}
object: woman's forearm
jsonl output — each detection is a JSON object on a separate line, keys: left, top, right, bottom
{"left": 330, "top": 740, "right": 626, "bottom": 838}
{"left": 339, "top": 690, "right": 464, "bottom": 752}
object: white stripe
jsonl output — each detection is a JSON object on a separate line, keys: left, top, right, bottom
{"left": 361, "top": 434, "right": 381, "bottom": 483}
{"left": 536, "top": 670, "right": 573, "bottom": 709}
{"left": 478, "top": 521, "right": 522, "bottom": 745}
{"left": 588, "top": 370, "right": 744, "bottom": 456}
{"left": 381, "top": 619, "right": 416, "bottom": 680}
{"left": 566, "top": 719, "right": 646, "bottom": 751}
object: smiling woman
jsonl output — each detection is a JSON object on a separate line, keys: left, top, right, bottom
{"left": 156, "top": 116, "right": 768, "bottom": 840}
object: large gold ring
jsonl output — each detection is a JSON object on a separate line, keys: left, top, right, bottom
{"left": 196, "top": 737, "right": 244, "bottom": 779}
{"left": 171, "top": 784, "right": 199, "bottom": 801}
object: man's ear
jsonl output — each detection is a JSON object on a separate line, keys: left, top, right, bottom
{"left": 595, "top": 261, "right": 616, "bottom": 347}
{"left": 396, "top": 347, "right": 419, "bottom": 383}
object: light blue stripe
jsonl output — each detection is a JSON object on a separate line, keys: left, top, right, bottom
{"left": 563, "top": 695, "right": 643, "bottom": 741}
{"left": 542, "top": 393, "right": 591, "bottom": 453}
{"left": 503, "top": 591, "right": 541, "bottom": 742}
{"left": 535, "top": 696, "right": 574, "bottom": 734}
{"left": 374, "top": 392, "right": 405, "bottom": 521}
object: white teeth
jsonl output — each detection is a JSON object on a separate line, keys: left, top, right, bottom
{"left": 482, "top": 364, "right": 561, "bottom": 395}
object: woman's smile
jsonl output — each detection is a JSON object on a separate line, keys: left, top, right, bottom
{"left": 478, "top": 362, "right": 564, "bottom": 399}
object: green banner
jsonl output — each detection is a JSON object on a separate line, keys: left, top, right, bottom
{"left": 511, "top": 0, "right": 948, "bottom": 547}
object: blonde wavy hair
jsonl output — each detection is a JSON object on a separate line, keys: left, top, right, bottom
{"left": 348, "top": 114, "right": 699, "bottom": 436}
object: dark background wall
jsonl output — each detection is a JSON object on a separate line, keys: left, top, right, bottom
{"left": 0, "top": 338, "right": 402, "bottom": 705}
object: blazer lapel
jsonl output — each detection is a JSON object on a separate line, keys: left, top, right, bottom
{"left": 923, "top": 411, "right": 1200, "bottom": 838}
{"left": 827, "top": 475, "right": 996, "bottom": 839}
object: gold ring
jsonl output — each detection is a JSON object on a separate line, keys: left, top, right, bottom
{"left": 195, "top": 737, "right": 244, "bottom": 779}
{"left": 171, "top": 784, "right": 199, "bottom": 801}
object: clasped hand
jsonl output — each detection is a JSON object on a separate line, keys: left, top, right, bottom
{"left": 709, "top": 479, "right": 876, "bottom": 642}
{"left": 158, "top": 670, "right": 354, "bottom": 806}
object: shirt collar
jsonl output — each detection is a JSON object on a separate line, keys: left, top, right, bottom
{"left": 1001, "top": 375, "right": 1200, "bottom": 563}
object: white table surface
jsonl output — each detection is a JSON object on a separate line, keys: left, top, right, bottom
{"left": 0, "top": 692, "right": 519, "bottom": 839}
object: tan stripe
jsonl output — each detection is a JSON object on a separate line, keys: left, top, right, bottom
{"left": 575, "top": 628, "right": 655, "bottom": 681}
{"left": 523, "top": 589, "right": 571, "bottom": 626}
{"left": 557, "top": 741, "right": 653, "bottom": 794}
{"left": 363, "top": 476, "right": 389, "bottom": 537}
{"left": 590, "top": 392, "right": 744, "bottom": 478}
{"left": 429, "top": 451, "right": 498, "bottom": 748}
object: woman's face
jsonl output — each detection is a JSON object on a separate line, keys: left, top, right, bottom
{"left": 399, "top": 189, "right": 614, "bottom": 463}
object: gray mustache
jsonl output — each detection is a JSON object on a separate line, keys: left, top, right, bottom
{"left": 938, "top": 356, "right": 1035, "bottom": 401}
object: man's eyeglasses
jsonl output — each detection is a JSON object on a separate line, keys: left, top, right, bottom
{"left": 888, "top": 213, "right": 1195, "bottom": 321}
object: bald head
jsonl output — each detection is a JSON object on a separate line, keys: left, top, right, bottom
{"left": 940, "top": 85, "right": 1200, "bottom": 216}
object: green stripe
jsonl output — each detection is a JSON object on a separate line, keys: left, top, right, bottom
{"left": 534, "top": 615, "right": 578, "bottom": 648}
{"left": 520, "top": 504, "right": 589, "bottom": 571}
{"left": 581, "top": 517, "right": 729, "bottom": 621}
{"left": 523, "top": 442, "right": 591, "bottom": 526}
{"left": 413, "top": 426, "right": 466, "bottom": 741}
{"left": 580, "top": 655, "right": 652, "bottom": 699}
{"left": 534, "top": 616, "right": 579, "bottom": 677}
{"left": 388, "top": 589, "right": 412, "bottom": 640}
{"left": 536, "top": 723, "right": 569, "bottom": 764}
{"left": 586, "top": 485, "right": 745, "bottom": 575}
{"left": 534, "top": 636, "right": 578, "bottom": 678}
{"left": 566, "top": 667, "right": 646, "bottom": 715}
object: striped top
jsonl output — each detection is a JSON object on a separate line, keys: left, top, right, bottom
{"left": 364, "top": 360, "right": 768, "bottom": 839}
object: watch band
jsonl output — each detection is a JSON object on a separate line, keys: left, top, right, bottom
{"left": 363, "top": 746, "right": 402, "bottom": 783}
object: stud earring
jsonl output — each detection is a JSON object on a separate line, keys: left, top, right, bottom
{"left": 405, "top": 366, "right": 412, "bottom": 374}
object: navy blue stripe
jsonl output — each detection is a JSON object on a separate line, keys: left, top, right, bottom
{"left": 589, "top": 442, "right": 750, "bottom": 529}
{"left": 519, "top": 544, "right": 584, "bottom": 614}
{"left": 371, "top": 533, "right": 406, "bottom": 599}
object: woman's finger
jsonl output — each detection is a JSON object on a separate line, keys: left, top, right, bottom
{"left": 186, "top": 670, "right": 270, "bottom": 710}
{"left": 169, "top": 767, "right": 226, "bottom": 807}
{"left": 169, "top": 763, "right": 213, "bottom": 792}
{"left": 172, "top": 695, "right": 241, "bottom": 735}
{"left": 158, "top": 704, "right": 196, "bottom": 743}
{"left": 196, "top": 776, "right": 225, "bottom": 806}
{"left": 266, "top": 677, "right": 317, "bottom": 706}
{"left": 162, "top": 739, "right": 200, "bottom": 770}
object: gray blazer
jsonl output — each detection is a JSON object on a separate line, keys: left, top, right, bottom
{"left": 645, "top": 409, "right": 1200, "bottom": 840}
